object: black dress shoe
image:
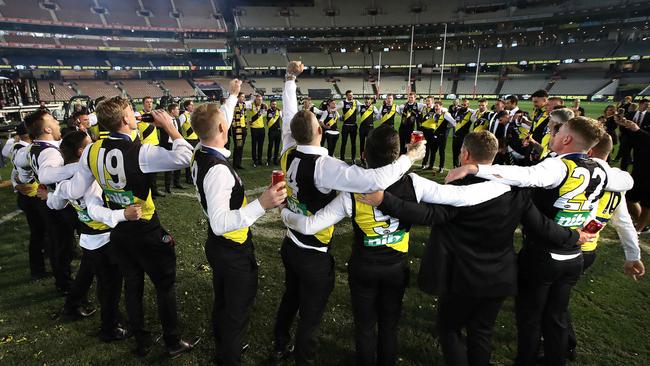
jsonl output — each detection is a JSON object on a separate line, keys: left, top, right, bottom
{"left": 135, "top": 336, "right": 154, "bottom": 357}
{"left": 99, "top": 326, "right": 131, "bottom": 342}
{"left": 166, "top": 337, "right": 201, "bottom": 359}
{"left": 62, "top": 306, "right": 96, "bottom": 320}
{"left": 31, "top": 272, "right": 51, "bottom": 281}
{"left": 270, "top": 344, "right": 294, "bottom": 364}
{"left": 56, "top": 287, "right": 70, "bottom": 296}
{"left": 152, "top": 190, "right": 166, "bottom": 198}
{"left": 173, "top": 184, "right": 185, "bottom": 189}
{"left": 567, "top": 347, "right": 577, "bottom": 361}
{"left": 165, "top": 187, "right": 172, "bottom": 194}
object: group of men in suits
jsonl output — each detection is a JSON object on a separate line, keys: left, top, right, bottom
{"left": 3, "top": 59, "right": 649, "bottom": 366}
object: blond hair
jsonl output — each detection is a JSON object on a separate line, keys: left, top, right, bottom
{"left": 96, "top": 96, "right": 131, "bottom": 132}
{"left": 463, "top": 131, "right": 498, "bottom": 163}
{"left": 191, "top": 103, "right": 223, "bottom": 140}
{"left": 565, "top": 116, "right": 606, "bottom": 149}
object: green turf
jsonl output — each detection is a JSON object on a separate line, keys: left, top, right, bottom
{"left": 1, "top": 100, "right": 649, "bottom": 365}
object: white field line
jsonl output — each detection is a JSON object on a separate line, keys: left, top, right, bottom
{"left": 0, "top": 210, "right": 21, "bottom": 225}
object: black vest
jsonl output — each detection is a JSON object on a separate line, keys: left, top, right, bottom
{"left": 341, "top": 100, "right": 357, "bottom": 125}
{"left": 266, "top": 108, "right": 282, "bottom": 131}
{"left": 322, "top": 110, "right": 338, "bottom": 132}
{"left": 358, "top": 104, "right": 375, "bottom": 129}
{"left": 350, "top": 174, "right": 416, "bottom": 263}
{"left": 28, "top": 141, "right": 59, "bottom": 190}
{"left": 284, "top": 149, "right": 337, "bottom": 249}
{"left": 401, "top": 103, "right": 420, "bottom": 127}
{"left": 192, "top": 147, "right": 253, "bottom": 250}
{"left": 380, "top": 104, "right": 397, "bottom": 127}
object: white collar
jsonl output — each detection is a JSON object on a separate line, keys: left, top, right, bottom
{"left": 297, "top": 144, "right": 328, "bottom": 156}
{"left": 202, "top": 143, "right": 232, "bottom": 158}
{"left": 34, "top": 139, "right": 61, "bottom": 147}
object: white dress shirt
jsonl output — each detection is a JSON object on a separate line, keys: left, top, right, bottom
{"left": 476, "top": 153, "right": 633, "bottom": 192}
{"left": 51, "top": 133, "right": 193, "bottom": 201}
{"left": 319, "top": 110, "right": 341, "bottom": 135}
{"left": 47, "top": 181, "right": 126, "bottom": 250}
{"left": 1, "top": 138, "right": 14, "bottom": 158}
{"left": 13, "top": 139, "right": 78, "bottom": 186}
{"left": 281, "top": 172, "right": 511, "bottom": 236}
{"left": 199, "top": 144, "right": 266, "bottom": 236}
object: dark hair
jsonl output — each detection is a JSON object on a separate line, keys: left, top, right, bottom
{"left": 290, "top": 110, "right": 316, "bottom": 144}
{"left": 365, "top": 125, "right": 400, "bottom": 168}
{"left": 24, "top": 110, "right": 51, "bottom": 139}
{"left": 531, "top": 89, "right": 549, "bottom": 98}
{"left": 463, "top": 131, "right": 498, "bottom": 163}
{"left": 16, "top": 122, "right": 28, "bottom": 136}
{"left": 60, "top": 131, "right": 88, "bottom": 164}
{"left": 167, "top": 103, "right": 179, "bottom": 113}
{"left": 506, "top": 95, "right": 518, "bottom": 105}
{"left": 345, "top": 90, "right": 352, "bottom": 95}
{"left": 495, "top": 111, "right": 508, "bottom": 120}
{"left": 237, "top": 92, "right": 245, "bottom": 97}
{"left": 182, "top": 100, "right": 193, "bottom": 109}
{"left": 640, "top": 99, "right": 649, "bottom": 104}
{"left": 478, "top": 98, "right": 488, "bottom": 103}
{"left": 143, "top": 96, "right": 153, "bottom": 102}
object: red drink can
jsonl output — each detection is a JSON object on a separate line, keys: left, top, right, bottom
{"left": 272, "top": 170, "right": 285, "bottom": 187}
{"left": 411, "top": 130, "right": 424, "bottom": 144}
{"left": 582, "top": 219, "right": 604, "bottom": 234}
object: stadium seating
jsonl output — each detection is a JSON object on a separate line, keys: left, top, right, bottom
{"left": 372, "top": 51, "right": 410, "bottom": 66}
{"left": 57, "top": 55, "right": 109, "bottom": 67}
{"left": 500, "top": 74, "right": 550, "bottom": 95}
{"left": 235, "top": 7, "right": 288, "bottom": 29}
{"left": 175, "top": 0, "right": 220, "bottom": 29}
{"left": 184, "top": 39, "right": 228, "bottom": 49}
{"left": 331, "top": 52, "right": 372, "bottom": 67}
{"left": 251, "top": 78, "right": 283, "bottom": 95}
{"left": 119, "top": 80, "right": 165, "bottom": 99}
{"left": 142, "top": 0, "right": 178, "bottom": 28}
{"left": 55, "top": 0, "right": 102, "bottom": 24}
{"left": 615, "top": 41, "right": 650, "bottom": 57}
{"left": 4, "top": 34, "right": 56, "bottom": 45}
{"left": 549, "top": 75, "right": 611, "bottom": 95}
{"left": 107, "top": 39, "right": 152, "bottom": 49}
{"left": 104, "top": 1, "right": 144, "bottom": 27}
{"left": 414, "top": 76, "right": 454, "bottom": 95}
{"left": 37, "top": 80, "right": 78, "bottom": 102}
{"left": 0, "top": 0, "right": 52, "bottom": 21}
{"left": 376, "top": 76, "right": 409, "bottom": 95}
{"left": 160, "top": 79, "right": 197, "bottom": 97}
{"left": 58, "top": 38, "right": 106, "bottom": 48}
{"left": 288, "top": 52, "right": 332, "bottom": 67}
{"left": 243, "top": 53, "right": 288, "bottom": 67}
{"left": 109, "top": 56, "right": 152, "bottom": 67}
{"left": 456, "top": 75, "right": 499, "bottom": 95}
{"left": 334, "top": 77, "right": 374, "bottom": 95}
{"left": 73, "top": 80, "right": 123, "bottom": 100}
{"left": 296, "top": 77, "right": 335, "bottom": 95}
{"left": 593, "top": 79, "right": 620, "bottom": 96}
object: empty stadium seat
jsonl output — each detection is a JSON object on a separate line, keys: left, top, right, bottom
{"left": 37, "top": 80, "right": 78, "bottom": 102}
{"left": 500, "top": 74, "right": 550, "bottom": 95}
{"left": 456, "top": 75, "right": 499, "bottom": 95}
{"left": 549, "top": 75, "right": 611, "bottom": 95}
{"left": 74, "top": 80, "right": 123, "bottom": 100}
{"left": 160, "top": 79, "right": 197, "bottom": 97}
{"left": 119, "top": 80, "right": 165, "bottom": 98}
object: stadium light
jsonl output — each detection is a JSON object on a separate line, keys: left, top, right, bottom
{"left": 341, "top": 48, "right": 346, "bottom": 53}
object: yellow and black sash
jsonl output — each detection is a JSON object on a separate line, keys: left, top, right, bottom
{"left": 249, "top": 105, "right": 265, "bottom": 129}
{"left": 343, "top": 100, "right": 357, "bottom": 123}
{"left": 379, "top": 104, "right": 397, "bottom": 125}
{"left": 181, "top": 111, "right": 198, "bottom": 140}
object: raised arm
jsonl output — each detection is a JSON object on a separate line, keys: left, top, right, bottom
{"left": 410, "top": 173, "right": 510, "bottom": 206}
{"left": 281, "top": 61, "right": 304, "bottom": 154}
{"left": 220, "top": 80, "right": 240, "bottom": 130}
{"left": 280, "top": 192, "right": 350, "bottom": 235}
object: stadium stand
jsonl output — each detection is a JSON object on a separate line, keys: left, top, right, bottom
{"left": 57, "top": 55, "right": 110, "bottom": 67}
{"left": 414, "top": 76, "right": 454, "bottom": 95}
{"left": 175, "top": 0, "right": 220, "bottom": 29}
{"left": 184, "top": 39, "right": 228, "bottom": 49}
{"left": 107, "top": 39, "right": 152, "bottom": 49}
{"left": 4, "top": 34, "right": 56, "bottom": 46}
{"left": 288, "top": 52, "right": 333, "bottom": 67}
{"left": 296, "top": 77, "right": 335, "bottom": 95}
{"left": 456, "top": 75, "right": 499, "bottom": 95}
{"left": 615, "top": 41, "right": 650, "bottom": 57}
{"left": 103, "top": 1, "right": 143, "bottom": 27}
{"left": 331, "top": 52, "right": 372, "bottom": 67}
{"left": 505, "top": 45, "right": 560, "bottom": 62}
{"left": 73, "top": 80, "right": 123, "bottom": 100}
{"left": 376, "top": 76, "right": 409, "bottom": 95}
{"left": 251, "top": 78, "right": 283, "bottom": 95}
{"left": 109, "top": 56, "right": 152, "bottom": 67}
{"left": 593, "top": 79, "right": 620, "bottom": 96}
{"left": 334, "top": 77, "right": 374, "bottom": 95}
{"left": 562, "top": 40, "right": 618, "bottom": 59}
{"left": 235, "top": 7, "right": 288, "bottom": 29}
{"left": 142, "top": 0, "right": 178, "bottom": 28}
{"left": 55, "top": 0, "right": 104, "bottom": 24}
{"left": 58, "top": 37, "right": 106, "bottom": 48}
{"left": 37, "top": 80, "right": 78, "bottom": 102}
{"left": 549, "top": 75, "right": 611, "bottom": 95}
{"left": 160, "top": 79, "right": 198, "bottom": 97}
{"left": 500, "top": 74, "right": 550, "bottom": 95}
{"left": 0, "top": 0, "right": 52, "bottom": 21}
{"left": 119, "top": 80, "right": 165, "bottom": 99}
{"left": 372, "top": 51, "right": 410, "bottom": 66}
{"left": 243, "top": 52, "right": 288, "bottom": 67}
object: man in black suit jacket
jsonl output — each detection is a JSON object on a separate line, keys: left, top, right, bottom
{"left": 619, "top": 110, "right": 650, "bottom": 232}
{"left": 359, "top": 131, "right": 588, "bottom": 366}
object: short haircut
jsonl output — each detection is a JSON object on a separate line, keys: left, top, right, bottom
{"left": 304, "top": 97, "right": 312, "bottom": 101}
{"left": 191, "top": 103, "right": 222, "bottom": 140}
{"left": 365, "top": 125, "right": 400, "bottom": 168}
{"left": 182, "top": 100, "right": 193, "bottom": 109}
{"left": 549, "top": 108, "right": 575, "bottom": 124}
{"left": 96, "top": 96, "right": 131, "bottom": 132}
{"left": 60, "top": 130, "right": 88, "bottom": 164}
{"left": 426, "top": 95, "right": 434, "bottom": 100}
{"left": 495, "top": 99, "right": 505, "bottom": 105}
{"left": 237, "top": 92, "right": 245, "bottom": 97}
{"left": 463, "top": 131, "right": 498, "bottom": 163}
{"left": 16, "top": 122, "right": 28, "bottom": 136}
{"left": 506, "top": 95, "right": 518, "bottom": 104}
{"left": 640, "top": 98, "right": 649, "bottom": 105}
{"left": 345, "top": 90, "right": 352, "bottom": 95}
{"left": 24, "top": 110, "right": 51, "bottom": 139}
{"left": 531, "top": 89, "right": 549, "bottom": 98}
{"left": 565, "top": 116, "right": 606, "bottom": 149}
{"left": 166, "top": 103, "right": 179, "bottom": 113}
{"left": 143, "top": 96, "right": 153, "bottom": 102}
{"left": 434, "top": 100, "right": 443, "bottom": 105}
{"left": 290, "top": 110, "right": 316, "bottom": 144}
{"left": 495, "top": 111, "right": 509, "bottom": 120}
{"left": 461, "top": 98, "right": 469, "bottom": 102}
{"left": 478, "top": 98, "right": 487, "bottom": 103}
{"left": 591, "top": 133, "right": 613, "bottom": 160}
{"left": 71, "top": 110, "right": 88, "bottom": 120}
{"left": 386, "top": 94, "right": 394, "bottom": 98}
{"left": 408, "top": 92, "right": 416, "bottom": 96}
{"left": 548, "top": 96, "right": 564, "bottom": 104}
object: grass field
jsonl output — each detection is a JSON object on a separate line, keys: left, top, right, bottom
{"left": 1, "top": 100, "right": 649, "bottom": 365}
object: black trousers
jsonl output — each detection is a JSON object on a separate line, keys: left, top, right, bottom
{"left": 617, "top": 132, "right": 632, "bottom": 170}
{"left": 429, "top": 134, "right": 447, "bottom": 170}
{"left": 324, "top": 132, "right": 339, "bottom": 157}
{"left": 17, "top": 193, "right": 48, "bottom": 276}
{"left": 148, "top": 173, "right": 159, "bottom": 193}
{"left": 164, "top": 170, "right": 181, "bottom": 190}
{"left": 205, "top": 242, "right": 258, "bottom": 366}
{"left": 452, "top": 133, "right": 466, "bottom": 168}
{"left": 421, "top": 128, "right": 435, "bottom": 168}
{"left": 398, "top": 123, "right": 414, "bottom": 155}
{"left": 39, "top": 205, "right": 75, "bottom": 291}
{"left": 348, "top": 257, "right": 409, "bottom": 366}
{"left": 359, "top": 125, "right": 374, "bottom": 162}
{"left": 340, "top": 124, "right": 358, "bottom": 161}
{"left": 232, "top": 129, "right": 247, "bottom": 168}
{"left": 250, "top": 127, "right": 265, "bottom": 165}
{"left": 64, "top": 247, "right": 94, "bottom": 310}
{"left": 566, "top": 250, "right": 597, "bottom": 352}
{"left": 267, "top": 128, "right": 281, "bottom": 163}
{"left": 515, "top": 247, "right": 583, "bottom": 366}
{"left": 438, "top": 295, "right": 506, "bottom": 366}
{"left": 110, "top": 223, "right": 180, "bottom": 347}
{"left": 87, "top": 243, "right": 123, "bottom": 333}
{"left": 273, "top": 238, "right": 335, "bottom": 366}
{"left": 185, "top": 139, "right": 199, "bottom": 183}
